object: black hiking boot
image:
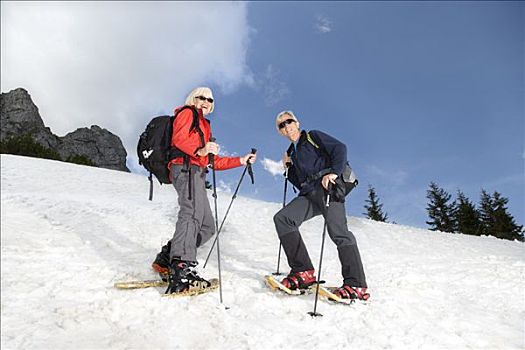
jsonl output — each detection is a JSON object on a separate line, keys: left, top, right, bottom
{"left": 165, "top": 259, "right": 211, "bottom": 294}
{"left": 152, "top": 241, "right": 171, "bottom": 279}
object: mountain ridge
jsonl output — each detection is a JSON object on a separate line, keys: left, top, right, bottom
{"left": 1, "top": 88, "right": 129, "bottom": 172}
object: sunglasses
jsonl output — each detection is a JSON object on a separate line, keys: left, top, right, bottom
{"left": 278, "top": 119, "right": 296, "bottom": 129}
{"left": 195, "top": 96, "right": 214, "bottom": 103}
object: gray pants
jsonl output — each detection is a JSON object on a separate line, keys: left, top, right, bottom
{"left": 169, "top": 164, "right": 215, "bottom": 262}
{"left": 273, "top": 185, "right": 367, "bottom": 287}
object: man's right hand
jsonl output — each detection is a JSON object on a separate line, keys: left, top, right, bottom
{"left": 282, "top": 152, "right": 291, "bottom": 167}
{"left": 197, "top": 142, "right": 219, "bottom": 157}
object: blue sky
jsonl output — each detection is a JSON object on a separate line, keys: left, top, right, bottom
{"left": 2, "top": 1, "right": 523, "bottom": 229}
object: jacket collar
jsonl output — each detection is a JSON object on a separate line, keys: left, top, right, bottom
{"left": 289, "top": 130, "right": 308, "bottom": 148}
{"left": 297, "top": 130, "right": 308, "bottom": 145}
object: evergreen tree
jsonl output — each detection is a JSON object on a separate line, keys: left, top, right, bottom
{"left": 479, "top": 190, "right": 524, "bottom": 241}
{"left": 454, "top": 190, "right": 481, "bottom": 236}
{"left": 425, "top": 182, "right": 456, "bottom": 232}
{"left": 478, "top": 190, "right": 494, "bottom": 236}
{"left": 0, "top": 134, "right": 61, "bottom": 160}
{"left": 66, "top": 154, "right": 96, "bottom": 167}
{"left": 1, "top": 135, "right": 96, "bottom": 168}
{"left": 364, "top": 185, "right": 388, "bottom": 222}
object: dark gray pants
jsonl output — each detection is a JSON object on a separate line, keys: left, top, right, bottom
{"left": 273, "top": 186, "right": 367, "bottom": 287}
{"left": 169, "top": 165, "right": 215, "bottom": 263}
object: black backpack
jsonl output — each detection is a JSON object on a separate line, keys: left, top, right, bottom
{"left": 137, "top": 106, "right": 204, "bottom": 200}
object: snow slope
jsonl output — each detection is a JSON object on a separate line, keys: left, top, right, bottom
{"left": 1, "top": 154, "right": 524, "bottom": 350}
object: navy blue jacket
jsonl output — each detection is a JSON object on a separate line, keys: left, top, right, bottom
{"left": 287, "top": 130, "right": 347, "bottom": 195}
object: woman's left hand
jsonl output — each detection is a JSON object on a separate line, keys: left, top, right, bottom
{"left": 240, "top": 153, "right": 257, "bottom": 165}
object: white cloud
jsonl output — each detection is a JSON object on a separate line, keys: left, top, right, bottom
{"left": 258, "top": 64, "right": 290, "bottom": 106}
{"left": 315, "top": 15, "right": 332, "bottom": 33}
{"left": 217, "top": 144, "right": 238, "bottom": 158}
{"left": 261, "top": 157, "right": 285, "bottom": 177}
{"left": 217, "top": 180, "right": 233, "bottom": 193}
{"left": 1, "top": 2, "right": 253, "bottom": 170}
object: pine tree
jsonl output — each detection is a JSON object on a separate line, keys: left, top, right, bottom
{"left": 479, "top": 190, "right": 524, "bottom": 241}
{"left": 363, "top": 185, "right": 388, "bottom": 222}
{"left": 454, "top": 190, "right": 482, "bottom": 236}
{"left": 478, "top": 190, "right": 494, "bottom": 236}
{"left": 0, "top": 134, "right": 61, "bottom": 160}
{"left": 425, "top": 182, "right": 456, "bottom": 232}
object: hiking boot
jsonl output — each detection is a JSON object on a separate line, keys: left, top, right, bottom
{"left": 333, "top": 285, "right": 370, "bottom": 301}
{"left": 152, "top": 241, "right": 171, "bottom": 278}
{"left": 165, "top": 260, "right": 211, "bottom": 294}
{"left": 280, "top": 269, "right": 316, "bottom": 290}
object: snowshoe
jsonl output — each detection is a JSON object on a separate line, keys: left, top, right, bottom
{"left": 280, "top": 270, "right": 316, "bottom": 291}
{"left": 332, "top": 285, "right": 370, "bottom": 301}
{"left": 165, "top": 260, "right": 211, "bottom": 295}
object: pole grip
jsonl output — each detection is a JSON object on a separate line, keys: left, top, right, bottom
{"left": 325, "top": 183, "right": 332, "bottom": 207}
{"left": 208, "top": 137, "right": 216, "bottom": 168}
{"left": 247, "top": 148, "right": 257, "bottom": 184}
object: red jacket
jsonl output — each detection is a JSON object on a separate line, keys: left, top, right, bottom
{"left": 168, "top": 106, "right": 242, "bottom": 170}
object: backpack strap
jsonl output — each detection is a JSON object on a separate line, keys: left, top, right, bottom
{"left": 286, "top": 142, "right": 294, "bottom": 157}
{"left": 168, "top": 106, "right": 206, "bottom": 201}
{"left": 307, "top": 131, "right": 358, "bottom": 189}
{"left": 298, "top": 131, "right": 333, "bottom": 188}
{"left": 306, "top": 131, "right": 329, "bottom": 160}
{"left": 306, "top": 132, "right": 321, "bottom": 150}
{"left": 285, "top": 142, "right": 298, "bottom": 193}
{"left": 148, "top": 172, "right": 154, "bottom": 201}
{"left": 169, "top": 106, "right": 205, "bottom": 160}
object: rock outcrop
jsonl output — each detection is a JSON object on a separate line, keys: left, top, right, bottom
{"left": 57, "top": 126, "right": 128, "bottom": 171}
{"left": 1, "top": 88, "right": 129, "bottom": 172}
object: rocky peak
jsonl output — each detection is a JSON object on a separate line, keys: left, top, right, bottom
{"left": 58, "top": 125, "right": 128, "bottom": 171}
{"left": 1, "top": 88, "right": 129, "bottom": 172}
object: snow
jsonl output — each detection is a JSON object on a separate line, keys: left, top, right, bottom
{"left": 1, "top": 154, "right": 524, "bottom": 350}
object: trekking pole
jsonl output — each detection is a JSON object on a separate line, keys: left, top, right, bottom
{"left": 308, "top": 183, "right": 331, "bottom": 318}
{"left": 207, "top": 137, "right": 226, "bottom": 305}
{"left": 273, "top": 162, "right": 291, "bottom": 276}
{"left": 203, "top": 148, "right": 257, "bottom": 268}
{"left": 247, "top": 150, "right": 256, "bottom": 185}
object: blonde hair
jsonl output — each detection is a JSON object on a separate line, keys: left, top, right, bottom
{"left": 184, "top": 87, "right": 215, "bottom": 114}
{"left": 275, "top": 110, "right": 299, "bottom": 131}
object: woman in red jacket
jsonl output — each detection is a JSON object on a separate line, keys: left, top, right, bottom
{"left": 152, "top": 87, "right": 256, "bottom": 294}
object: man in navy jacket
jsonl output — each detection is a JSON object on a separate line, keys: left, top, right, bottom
{"left": 273, "top": 110, "right": 369, "bottom": 301}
